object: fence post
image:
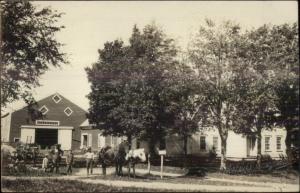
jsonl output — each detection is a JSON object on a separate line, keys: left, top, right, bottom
{"left": 160, "top": 154, "right": 164, "bottom": 179}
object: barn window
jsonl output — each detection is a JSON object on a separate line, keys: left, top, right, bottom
{"left": 64, "top": 107, "right": 73, "bottom": 116}
{"left": 39, "top": 105, "right": 49, "bottom": 115}
{"left": 200, "top": 136, "right": 206, "bottom": 150}
{"left": 36, "top": 120, "right": 60, "bottom": 126}
{"left": 52, "top": 94, "right": 62, "bottom": 103}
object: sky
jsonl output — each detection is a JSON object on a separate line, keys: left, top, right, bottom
{"left": 8, "top": 0, "right": 298, "bottom": 112}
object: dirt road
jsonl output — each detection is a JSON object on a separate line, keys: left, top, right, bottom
{"left": 2, "top": 168, "right": 299, "bottom": 192}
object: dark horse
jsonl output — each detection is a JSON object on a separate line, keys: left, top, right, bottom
{"left": 98, "top": 141, "right": 146, "bottom": 177}
{"left": 98, "top": 141, "right": 128, "bottom": 176}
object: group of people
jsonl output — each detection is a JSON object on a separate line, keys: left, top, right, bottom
{"left": 42, "top": 145, "right": 93, "bottom": 175}
{"left": 42, "top": 144, "right": 74, "bottom": 174}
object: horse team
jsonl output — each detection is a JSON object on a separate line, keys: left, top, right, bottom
{"left": 98, "top": 141, "right": 146, "bottom": 177}
{"left": 42, "top": 141, "right": 146, "bottom": 177}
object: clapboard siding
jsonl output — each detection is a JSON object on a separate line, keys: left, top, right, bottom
{"left": 10, "top": 93, "right": 87, "bottom": 149}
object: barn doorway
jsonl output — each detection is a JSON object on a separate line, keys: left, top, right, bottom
{"left": 35, "top": 129, "right": 58, "bottom": 149}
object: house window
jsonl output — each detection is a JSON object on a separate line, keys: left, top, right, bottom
{"left": 98, "top": 134, "right": 102, "bottom": 148}
{"left": 112, "top": 137, "right": 118, "bottom": 147}
{"left": 64, "top": 107, "right": 73, "bottom": 116}
{"left": 200, "top": 136, "right": 206, "bottom": 150}
{"left": 213, "top": 136, "right": 218, "bottom": 150}
{"left": 276, "top": 136, "right": 282, "bottom": 151}
{"left": 52, "top": 94, "right": 62, "bottom": 103}
{"left": 14, "top": 138, "right": 20, "bottom": 143}
{"left": 39, "top": 105, "right": 49, "bottom": 115}
{"left": 82, "top": 134, "right": 88, "bottom": 147}
{"left": 265, "top": 136, "right": 271, "bottom": 151}
{"left": 105, "top": 136, "right": 112, "bottom": 146}
{"left": 137, "top": 140, "right": 141, "bottom": 149}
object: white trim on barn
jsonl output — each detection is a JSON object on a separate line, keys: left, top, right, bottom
{"left": 20, "top": 125, "right": 73, "bottom": 150}
{"left": 52, "top": 94, "right": 62, "bottom": 103}
{"left": 35, "top": 120, "right": 60, "bottom": 126}
{"left": 64, "top": 107, "right": 73, "bottom": 116}
{"left": 39, "top": 105, "right": 49, "bottom": 115}
{"left": 20, "top": 125, "right": 73, "bottom": 130}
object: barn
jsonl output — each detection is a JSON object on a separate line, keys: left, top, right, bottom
{"left": 9, "top": 93, "right": 87, "bottom": 150}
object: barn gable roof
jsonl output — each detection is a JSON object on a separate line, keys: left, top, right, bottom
{"left": 10, "top": 93, "right": 87, "bottom": 142}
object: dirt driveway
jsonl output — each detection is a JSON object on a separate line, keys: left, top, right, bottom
{"left": 2, "top": 167, "right": 299, "bottom": 192}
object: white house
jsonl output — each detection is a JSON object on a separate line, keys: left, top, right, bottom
{"left": 162, "top": 127, "right": 287, "bottom": 159}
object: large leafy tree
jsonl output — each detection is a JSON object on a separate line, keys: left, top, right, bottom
{"left": 166, "top": 58, "right": 204, "bottom": 160}
{"left": 86, "top": 24, "right": 179, "bottom": 152}
{"left": 231, "top": 25, "right": 278, "bottom": 169}
{"left": 232, "top": 23, "right": 299, "bottom": 166}
{"left": 189, "top": 19, "right": 245, "bottom": 170}
{"left": 1, "top": 1, "right": 67, "bottom": 117}
{"left": 269, "top": 23, "right": 299, "bottom": 160}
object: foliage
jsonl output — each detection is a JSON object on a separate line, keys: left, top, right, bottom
{"left": 1, "top": 178, "right": 171, "bottom": 192}
{"left": 166, "top": 59, "right": 203, "bottom": 157}
{"left": 188, "top": 19, "right": 246, "bottom": 170}
{"left": 86, "top": 23, "right": 179, "bottom": 153}
{"left": 0, "top": 1, "right": 67, "bottom": 113}
{"left": 231, "top": 23, "right": 299, "bottom": 164}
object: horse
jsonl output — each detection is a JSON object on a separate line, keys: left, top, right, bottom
{"left": 98, "top": 142, "right": 128, "bottom": 176}
{"left": 126, "top": 148, "right": 147, "bottom": 178}
{"left": 98, "top": 142, "right": 146, "bottom": 178}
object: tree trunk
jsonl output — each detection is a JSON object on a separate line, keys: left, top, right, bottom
{"left": 148, "top": 137, "right": 156, "bottom": 157}
{"left": 127, "top": 135, "right": 132, "bottom": 150}
{"left": 256, "top": 127, "right": 262, "bottom": 170}
{"left": 285, "top": 127, "right": 293, "bottom": 162}
{"left": 127, "top": 135, "right": 132, "bottom": 177}
{"left": 220, "top": 134, "right": 227, "bottom": 171}
{"left": 183, "top": 135, "right": 188, "bottom": 168}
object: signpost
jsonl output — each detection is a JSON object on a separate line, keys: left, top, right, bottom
{"left": 158, "top": 150, "right": 166, "bottom": 179}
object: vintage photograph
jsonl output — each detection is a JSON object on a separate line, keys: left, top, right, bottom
{"left": 1, "top": 0, "right": 299, "bottom": 192}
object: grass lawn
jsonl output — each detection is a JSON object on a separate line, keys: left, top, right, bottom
{"left": 207, "top": 169, "right": 300, "bottom": 184}
{"left": 136, "top": 163, "right": 299, "bottom": 184}
{"left": 135, "top": 163, "right": 187, "bottom": 174}
{"left": 1, "top": 178, "right": 178, "bottom": 192}
{"left": 82, "top": 174, "right": 267, "bottom": 187}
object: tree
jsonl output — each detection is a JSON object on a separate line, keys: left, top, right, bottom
{"left": 129, "top": 24, "right": 179, "bottom": 156}
{"left": 1, "top": 1, "right": 67, "bottom": 116}
{"left": 269, "top": 23, "right": 299, "bottom": 160}
{"left": 86, "top": 23, "right": 179, "bottom": 153}
{"left": 86, "top": 40, "right": 140, "bottom": 148}
{"left": 189, "top": 19, "right": 245, "bottom": 170}
{"left": 166, "top": 59, "right": 205, "bottom": 165}
{"left": 232, "top": 23, "right": 299, "bottom": 167}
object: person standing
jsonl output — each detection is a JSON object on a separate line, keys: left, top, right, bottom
{"left": 42, "top": 154, "right": 49, "bottom": 172}
{"left": 53, "top": 144, "right": 63, "bottom": 174}
{"left": 85, "top": 147, "right": 95, "bottom": 176}
{"left": 66, "top": 150, "right": 74, "bottom": 175}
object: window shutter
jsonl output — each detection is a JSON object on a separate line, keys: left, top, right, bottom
{"left": 88, "top": 134, "right": 92, "bottom": 147}
{"left": 105, "top": 136, "right": 111, "bottom": 146}
{"left": 80, "top": 135, "right": 83, "bottom": 149}
{"left": 98, "top": 135, "right": 100, "bottom": 148}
